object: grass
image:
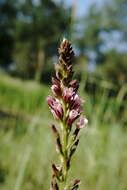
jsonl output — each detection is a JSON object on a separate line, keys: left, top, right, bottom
{"left": 0, "top": 73, "right": 127, "bottom": 190}
{"left": 0, "top": 74, "right": 50, "bottom": 114}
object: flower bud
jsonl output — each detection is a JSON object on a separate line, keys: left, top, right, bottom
{"left": 51, "top": 125, "right": 59, "bottom": 137}
{"left": 67, "top": 110, "right": 80, "bottom": 125}
{"left": 51, "top": 77, "right": 60, "bottom": 86}
{"left": 46, "top": 97, "right": 63, "bottom": 120}
{"left": 54, "top": 102, "right": 63, "bottom": 120}
{"left": 47, "top": 96, "right": 56, "bottom": 108}
{"left": 69, "top": 80, "right": 79, "bottom": 92}
{"left": 50, "top": 180, "right": 59, "bottom": 190}
{"left": 63, "top": 87, "right": 75, "bottom": 103}
{"left": 51, "top": 107, "right": 63, "bottom": 120}
{"left": 76, "top": 106, "right": 83, "bottom": 114}
{"left": 56, "top": 137, "right": 63, "bottom": 155}
{"left": 52, "top": 164, "right": 64, "bottom": 182}
{"left": 51, "top": 84, "right": 61, "bottom": 97}
{"left": 76, "top": 116, "right": 88, "bottom": 129}
{"left": 52, "top": 164, "right": 59, "bottom": 177}
{"left": 69, "top": 139, "right": 79, "bottom": 158}
{"left": 72, "top": 179, "right": 80, "bottom": 186}
{"left": 67, "top": 65, "right": 73, "bottom": 81}
{"left": 68, "top": 179, "right": 80, "bottom": 190}
{"left": 70, "top": 94, "right": 84, "bottom": 110}
{"left": 73, "top": 128, "right": 80, "bottom": 141}
{"left": 58, "top": 38, "right": 74, "bottom": 66}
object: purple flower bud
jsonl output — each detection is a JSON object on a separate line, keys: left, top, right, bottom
{"left": 67, "top": 110, "right": 80, "bottom": 125}
{"left": 74, "top": 94, "right": 84, "bottom": 106}
{"left": 51, "top": 77, "right": 61, "bottom": 97}
{"left": 76, "top": 116, "right": 88, "bottom": 129}
{"left": 74, "top": 94, "right": 84, "bottom": 104}
{"left": 51, "top": 109, "right": 60, "bottom": 120}
{"left": 51, "top": 77, "right": 60, "bottom": 86}
{"left": 52, "top": 102, "right": 63, "bottom": 120}
{"left": 69, "top": 80, "right": 79, "bottom": 92}
{"left": 51, "top": 84, "right": 61, "bottom": 97}
{"left": 70, "top": 94, "right": 84, "bottom": 110}
{"left": 63, "top": 87, "right": 75, "bottom": 103}
{"left": 76, "top": 106, "right": 83, "bottom": 114}
{"left": 47, "top": 96, "right": 56, "bottom": 108}
{"left": 46, "top": 96, "right": 63, "bottom": 120}
{"left": 54, "top": 102, "right": 63, "bottom": 119}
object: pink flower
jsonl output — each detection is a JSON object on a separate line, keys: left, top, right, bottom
{"left": 70, "top": 94, "right": 84, "bottom": 110}
{"left": 47, "top": 96, "right": 56, "bottom": 108}
{"left": 76, "top": 106, "right": 83, "bottom": 114}
{"left": 46, "top": 96, "right": 63, "bottom": 120}
{"left": 69, "top": 80, "right": 79, "bottom": 92}
{"left": 74, "top": 94, "right": 84, "bottom": 104}
{"left": 51, "top": 108, "right": 60, "bottom": 120}
{"left": 53, "top": 101, "right": 63, "bottom": 119}
{"left": 51, "top": 77, "right": 61, "bottom": 97}
{"left": 76, "top": 116, "right": 88, "bottom": 129}
{"left": 67, "top": 110, "right": 80, "bottom": 125}
{"left": 63, "top": 87, "right": 75, "bottom": 103}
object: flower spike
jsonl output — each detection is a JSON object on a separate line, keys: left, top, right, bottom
{"left": 46, "top": 38, "right": 88, "bottom": 190}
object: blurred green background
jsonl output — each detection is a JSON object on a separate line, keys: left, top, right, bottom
{"left": 0, "top": 0, "right": 127, "bottom": 189}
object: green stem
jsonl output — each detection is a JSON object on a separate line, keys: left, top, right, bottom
{"left": 59, "top": 119, "right": 69, "bottom": 190}
{"left": 63, "top": 126, "right": 68, "bottom": 180}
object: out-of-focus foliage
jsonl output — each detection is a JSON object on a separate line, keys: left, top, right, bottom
{"left": 0, "top": 0, "right": 71, "bottom": 81}
{"left": 14, "top": 0, "right": 71, "bottom": 81}
{"left": 76, "top": 4, "right": 104, "bottom": 63}
{"left": 0, "top": 0, "right": 17, "bottom": 67}
{"left": 0, "top": 74, "right": 127, "bottom": 190}
{"left": 97, "top": 50, "right": 127, "bottom": 88}
{"left": 75, "top": 0, "right": 127, "bottom": 90}
{"left": 0, "top": 0, "right": 127, "bottom": 90}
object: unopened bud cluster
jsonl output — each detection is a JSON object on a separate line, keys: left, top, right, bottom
{"left": 47, "top": 39, "right": 88, "bottom": 190}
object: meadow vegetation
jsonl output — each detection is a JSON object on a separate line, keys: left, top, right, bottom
{"left": 0, "top": 73, "right": 126, "bottom": 190}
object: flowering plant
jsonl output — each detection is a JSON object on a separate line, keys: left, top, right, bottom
{"left": 47, "top": 39, "right": 88, "bottom": 190}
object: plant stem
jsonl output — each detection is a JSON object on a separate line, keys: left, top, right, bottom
{"left": 60, "top": 118, "right": 69, "bottom": 189}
